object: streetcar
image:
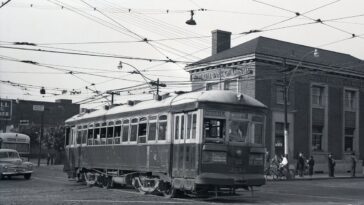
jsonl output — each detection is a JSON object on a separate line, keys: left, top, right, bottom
{"left": 64, "top": 90, "right": 268, "bottom": 197}
{"left": 0, "top": 133, "right": 31, "bottom": 157}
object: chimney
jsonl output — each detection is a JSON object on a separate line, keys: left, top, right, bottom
{"left": 211, "top": 29, "right": 231, "bottom": 55}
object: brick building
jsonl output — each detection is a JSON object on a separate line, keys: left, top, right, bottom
{"left": 185, "top": 30, "right": 364, "bottom": 172}
{"left": 0, "top": 98, "right": 80, "bottom": 156}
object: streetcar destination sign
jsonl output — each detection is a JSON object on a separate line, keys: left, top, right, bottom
{"left": 33, "top": 105, "right": 45, "bottom": 112}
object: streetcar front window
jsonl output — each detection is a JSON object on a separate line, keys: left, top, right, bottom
{"left": 204, "top": 118, "right": 226, "bottom": 143}
{"left": 228, "top": 120, "right": 249, "bottom": 143}
{"left": 253, "top": 123, "right": 263, "bottom": 144}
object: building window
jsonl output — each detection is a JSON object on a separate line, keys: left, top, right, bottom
{"left": 276, "top": 85, "right": 286, "bottom": 104}
{"left": 312, "top": 125, "right": 323, "bottom": 151}
{"left": 206, "top": 82, "right": 220, "bottom": 90}
{"left": 224, "top": 80, "right": 238, "bottom": 92}
{"left": 311, "top": 85, "right": 325, "bottom": 106}
{"left": 344, "top": 128, "right": 355, "bottom": 152}
{"left": 344, "top": 90, "right": 357, "bottom": 110}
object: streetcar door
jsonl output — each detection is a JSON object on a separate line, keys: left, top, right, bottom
{"left": 172, "top": 112, "right": 198, "bottom": 178}
{"left": 172, "top": 114, "right": 185, "bottom": 178}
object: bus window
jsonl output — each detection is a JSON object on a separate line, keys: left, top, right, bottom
{"left": 130, "top": 118, "right": 138, "bottom": 142}
{"left": 122, "top": 119, "right": 129, "bottom": 142}
{"left": 228, "top": 120, "right": 249, "bottom": 143}
{"left": 204, "top": 118, "right": 226, "bottom": 143}
{"left": 158, "top": 115, "right": 167, "bottom": 141}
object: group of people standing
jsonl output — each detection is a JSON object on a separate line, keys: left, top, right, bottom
{"left": 268, "top": 151, "right": 357, "bottom": 178}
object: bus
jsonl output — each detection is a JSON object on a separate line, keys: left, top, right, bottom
{"left": 0, "top": 133, "right": 31, "bottom": 156}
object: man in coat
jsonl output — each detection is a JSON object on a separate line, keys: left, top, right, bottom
{"left": 328, "top": 153, "right": 335, "bottom": 177}
{"left": 351, "top": 152, "right": 357, "bottom": 177}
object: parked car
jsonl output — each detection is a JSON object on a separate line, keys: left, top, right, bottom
{"left": 0, "top": 149, "right": 33, "bottom": 180}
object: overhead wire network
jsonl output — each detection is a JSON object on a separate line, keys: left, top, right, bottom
{"left": 1, "top": 0, "right": 363, "bottom": 105}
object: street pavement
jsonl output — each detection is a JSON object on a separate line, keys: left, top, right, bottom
{"left": 1, "top": 164, "right": 364, "bottom": 204}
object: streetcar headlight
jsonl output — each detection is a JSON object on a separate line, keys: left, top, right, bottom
{"left": 202, "top": 151, "right": 227, "bottom": 163}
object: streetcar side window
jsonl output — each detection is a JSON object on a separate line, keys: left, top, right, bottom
{"left": 175, "top": 116, "right": 180, "bottom": 140}
{"left": 148, "top": 116, "right": 157, "bottom": 142}
{"left": 77, "top": 129, "right": 82, "bottom": 145}
{"left": 82, "top": 125, "right": 87, "bottom": 144}
{"left": 114, "top": 120, "right": 121, "bottom": 144}
{"left": 204, "top": 118, "right": 226, "bottom": 143}
{"left": 187, "top": 114, "right": 192, "bottom": 139}
{"left": 138, "top": 117, "right": 147, "bottom": 143}
{"left": 158, "top": 115, "right": 167, "bottom": 141}
{"left": 107, "top": 122, "right": 114, "bottom": 145}
{"left": 94, "top": 123, "right": 100, "bottom": 145}
{"left": 192, "top": 114, "right": 197, "bottom": 139}
{"left": 87, "top": 125, "right": 93, "bottom": 145}
{"left": 180, "top": 115, "right": 185, "bottom": 140}
{"left": 122, "top": 119, "right": 130, "bottom": 142}
{"left": 130, "top": 118, "right": 138, "bottom": 142}
{"left": 100, "top": 123, "right": 107, "bottom": 145}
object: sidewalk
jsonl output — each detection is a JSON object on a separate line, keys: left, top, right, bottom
{"left": 266, "top": 172, "right": 364, "bottom": 181}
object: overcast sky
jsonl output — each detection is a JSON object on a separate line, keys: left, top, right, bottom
{"left": 1, "top": 0, "right": 363, "bottom": 109}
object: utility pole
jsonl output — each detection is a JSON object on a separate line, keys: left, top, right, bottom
{"left": 38, "top": 111, "right": 44, "bottom": 167}
{"left": 150, "top": 78, "right": 166, "bottom": 100}
{"left": 284, "top": 71, "right": 289, "bottom": 156}
{"left": 106, "top": 91, "right": 120, "bottom": 105}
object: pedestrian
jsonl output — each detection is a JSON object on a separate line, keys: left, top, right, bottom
{"left": 350, "top": 152, "right": 357, "bottom": 177}
{"left": 328, "top": 153, "right": 335, "bottom": 177}
{"left": 271, "top": 154, "right": 280, "bottom": 170}
{"left": 308, "top": 156, "right": 315, "bottom": 177}
{"left": 47, "top": 152, "right": 51, "bottom": 166}
{"left": 279, "top": 154, "right": 289, "bottom": 177}
{"left": 297, "top": 152, "right": 305, "bottom": 177}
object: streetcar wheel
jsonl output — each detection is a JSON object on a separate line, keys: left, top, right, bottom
{"left": 24, "top": 173, "right": 31, "bottom": 180}
{"left": 161, "top": 183, "right": 176, "bottom": 198}
{"left": 102, "top": 176, "right": 112, "bottom": 189}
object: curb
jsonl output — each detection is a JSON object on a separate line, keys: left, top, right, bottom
{"left": 266, "top": 175, "right": 364, "bottom": 181}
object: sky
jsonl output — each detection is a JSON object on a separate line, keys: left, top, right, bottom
{"left": 0, "top": 0, "right": 363, "bottom": 109}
